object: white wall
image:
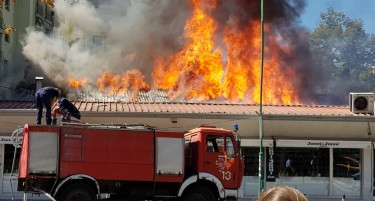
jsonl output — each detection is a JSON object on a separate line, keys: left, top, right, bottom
{"left": 1, "top": 110, "right": 375, "bottom": 140}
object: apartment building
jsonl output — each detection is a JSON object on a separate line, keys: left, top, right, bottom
{"left": 0, "top": 0, "right": 54, "bottom": 100}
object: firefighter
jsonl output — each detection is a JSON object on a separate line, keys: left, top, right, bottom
{"left": 35, "top": 86, "right": 60, "bottom": 125}
{"left": 52, "top": 98, "right": 81, "bottom": 124}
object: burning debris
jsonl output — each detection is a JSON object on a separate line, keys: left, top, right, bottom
{"left": 22, "top": 0, "right": 315, "bottom": 104}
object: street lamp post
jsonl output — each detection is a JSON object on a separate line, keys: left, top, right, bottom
{"left": 258, "top": 0, "right": 264, "bottom": 196}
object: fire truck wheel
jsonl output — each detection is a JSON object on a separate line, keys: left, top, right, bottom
{"left": 182, "top": 184, "right": 216, "bottom": 201}
{"left": 59, "top": 183, "right": 97, "bottom": 201}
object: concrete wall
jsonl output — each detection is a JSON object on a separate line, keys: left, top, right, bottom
{"left": 1, "top": 109, "right": 375, "bottom": 141}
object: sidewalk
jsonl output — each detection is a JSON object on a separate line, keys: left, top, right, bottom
{"left": 0, "top": 193, "right": 49, "bottom": 200}
{"left": 0, "top": 194, "right": 255, "bottom": 201}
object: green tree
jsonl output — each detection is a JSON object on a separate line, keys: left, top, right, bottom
{"left": 310, "top": 8, "right": 375, "bottom": 89}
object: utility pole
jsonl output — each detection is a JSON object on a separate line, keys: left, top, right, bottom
{"left": 258, "top": 0, "right": 264, "bottom": 196}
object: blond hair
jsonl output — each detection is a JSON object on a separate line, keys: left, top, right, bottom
{"left": 257, "top": 185, "right": 308, "bottom": 201}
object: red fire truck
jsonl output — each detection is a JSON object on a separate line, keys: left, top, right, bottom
{"left": 17, "top": 123, "right": 244, "bottom": 201}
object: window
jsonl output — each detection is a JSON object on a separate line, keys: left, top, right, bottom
{"left": 4, "top": 144, "right": 20, "bottom": 173}
{"left": 333, "top": 148, "right": 361, "bottom": 196}
{"left": 4, "top": 32, "right": 9, "bottom": 43}
{"left": 226, "top": 136, "right": 235, "bottom": 158}
{"left": 242, "top": 147, "right": 259, "bottom": 176}
{"left": 36, "top": 2, "right": 44, "bottom": 16}
{"left": 4, "top": 59, "right": 8, "bottom": 70}
{"left": 46, "top": 10, "right": 54, "bottom": 22}
{"left": 5, "top": 0, "right": 10, "bottom": 11}
{"left": 206, "top": 135, "right": 224, "bottom": 152}
{"left": 273, "top": 147, "right": 329, "bottom": 177}
{"left": 206, "top": 135, "right": 238, "bottom": 158}
{"left": 265, "top": 147, "right": 330, "bottom": 196}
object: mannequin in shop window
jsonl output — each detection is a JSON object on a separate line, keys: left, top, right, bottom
{"left": 310, "top": 155, "right": 318, "bottom": 176}
{"left": 285, "top": 157, "right": 294, "bottom": 176}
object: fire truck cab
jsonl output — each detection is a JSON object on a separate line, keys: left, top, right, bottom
{"left": 17, "top": 123, "right": 243, "bottom": 201}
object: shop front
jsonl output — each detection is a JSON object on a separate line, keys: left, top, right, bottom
{"left": 0, "top": 136, "right": 22, "bottom": 198}
{"left": 240, "top": 139, "right": 373, "bottom": 201}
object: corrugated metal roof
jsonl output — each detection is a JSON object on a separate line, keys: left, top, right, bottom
{"left": 0, "top": 100, "right": 366, "bottom": 117}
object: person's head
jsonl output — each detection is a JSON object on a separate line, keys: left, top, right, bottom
{"left": 257, "top": 185, "right": 308, "bottom": 201}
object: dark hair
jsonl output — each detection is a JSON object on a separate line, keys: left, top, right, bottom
{"left": 257, "top": 186, "right": 308, "bottom": 201}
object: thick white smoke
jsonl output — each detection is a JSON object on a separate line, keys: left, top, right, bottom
{"left": 22, "top": 0, "right": 190, "bottom": 95}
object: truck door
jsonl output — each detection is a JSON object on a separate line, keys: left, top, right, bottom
{"left": 203, "top": 135, "right": 240, "bottom": 188}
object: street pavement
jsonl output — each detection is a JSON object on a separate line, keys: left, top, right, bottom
{"left": 0, "top": 199, "right": 253, "bottom": 201}
{"left": 0, "top": 192, "right": 255, "bottom": 201}
{"left": 0, "top": 196, "right": 254, "bottom": 201}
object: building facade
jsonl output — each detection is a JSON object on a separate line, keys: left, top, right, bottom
{"left": 0, "top": 101, "right": 374, "bottom": 200}
{"left": 0, "top": 0, "right": 54, "bottom": 100}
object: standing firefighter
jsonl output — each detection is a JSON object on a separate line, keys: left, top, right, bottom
{"left": 52, "top": 98, "right": 81, "bottom": 124}
{"left": 35, "top": 86, "right": 60, "bottom": 125}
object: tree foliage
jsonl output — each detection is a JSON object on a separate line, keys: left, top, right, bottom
{"left": 310, "top": 8, "right": 375, "bottom": 86}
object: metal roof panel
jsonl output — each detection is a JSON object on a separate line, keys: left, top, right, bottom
{"left": 0, "top": 101, "right": 367, "bottom": 117}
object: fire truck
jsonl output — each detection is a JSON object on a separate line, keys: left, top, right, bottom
{"left": 17, "top": 123, "right": 244, "bottom": 201}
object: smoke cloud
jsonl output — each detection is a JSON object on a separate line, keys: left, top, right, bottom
{"left": 21, "top": 0, "right": 334, "bottom": 104}
{"left": 22, "top": 0, "right": 190, "bottom": 95}
{"left": 211, "top": 0, "right": 325, "bottom": 104}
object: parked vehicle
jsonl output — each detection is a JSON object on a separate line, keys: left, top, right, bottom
{"left": 17, "top": 123, "right": 244, "bottom": 201}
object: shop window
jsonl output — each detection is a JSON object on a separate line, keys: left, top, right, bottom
{"left": 333, "top": 148, "right": 361, "bottom": 197}
{"left": 270, "top": 147, "right": 330, "bottom": 196}
{"left": 4, "top": 144, "right": 20, "bottom": 173}
{"left": 271, "top": 147, "right": 329, "bottom": 177}
{"left": 242, "top": 147, "right": 259, "bottom": 176}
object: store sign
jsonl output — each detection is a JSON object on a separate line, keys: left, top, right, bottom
{"left": 266, "top": 147, "right": 276, "bottom": 181}
{"left": 277, "top": 139, "right": 371, "bottom": 149}
{"left": 306, "top": 141, "right": 339, "bottom": 147}
{"left": 0, "top": 136, "right": 22, "bottom": 144}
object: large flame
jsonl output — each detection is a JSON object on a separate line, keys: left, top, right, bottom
{"left": 153, "top": 0, "right": 223, "bottom": 101}
{"left": 223, "top": 21, "right": 299, "bottom": 104}
{"left": 97, "top": 70, "right": 150, "bottom": 96}
{"left": 66, "top": 0, "right": 300, "bottom": 104}
{"left": 67, "top": 77, "right": 87, "bottom": 89}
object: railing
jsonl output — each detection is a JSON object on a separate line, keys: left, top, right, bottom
{"left": 61, "top": 122, "right": 156, "bottom": 130}
{"left": 10, "top": 126, "right": 24, "bottom": 200}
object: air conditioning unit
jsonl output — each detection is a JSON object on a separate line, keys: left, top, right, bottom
{"left": 349, "top": 92, "right": 375, "bottom": 114}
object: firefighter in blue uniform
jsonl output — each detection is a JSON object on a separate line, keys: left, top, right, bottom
{"left": 52, "top": 98, "right": 81, "bottom": 124}
{"left": 35, "top": 86, "right": 60, "bottom": 125}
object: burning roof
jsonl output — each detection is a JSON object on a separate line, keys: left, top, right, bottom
{"left": 22, "top": 0, "right": 317, "bottom": 105}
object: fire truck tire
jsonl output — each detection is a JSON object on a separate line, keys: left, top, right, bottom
{"left": 182, "top": 184, "right": 216, "bottom": 201}
{"left": 58, "top": 183, "right": 97, "bottom": 201}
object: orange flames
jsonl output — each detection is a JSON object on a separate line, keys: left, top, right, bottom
{"left": 96, "top": 70, "right": 150, "bottom": 96}
{"left": 67, "top": 0, "right": 300, "bottom": 104}
{"left": 67, "top": 77, "right": 87, "bottom": 89}
{"left": 153, "top": 0, "right": 222, "bottom": 101}
{"left": 223, "top": 21, "right": 298, "bottom": 104}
